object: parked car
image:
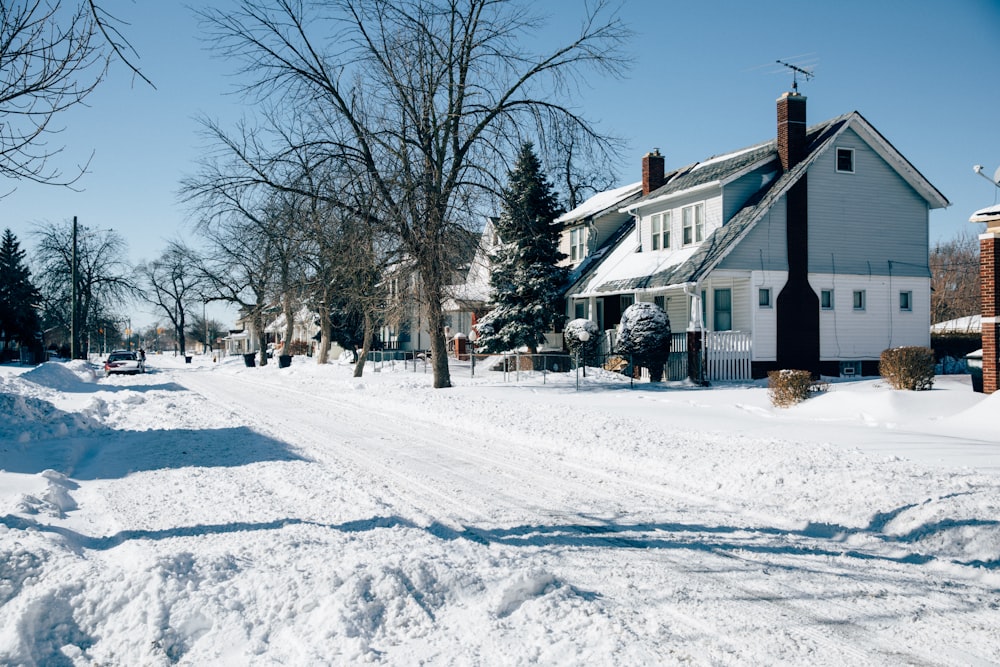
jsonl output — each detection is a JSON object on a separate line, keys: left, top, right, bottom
{"left": 104, "top": 350, "right": 145, "bottom": 376}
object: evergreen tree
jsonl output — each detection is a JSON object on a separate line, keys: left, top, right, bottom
{"left": 0, "top": 229, "right": 42, "bottom": 350}
{"left": 478, "top": 143, "right": 568, "bottom": 354}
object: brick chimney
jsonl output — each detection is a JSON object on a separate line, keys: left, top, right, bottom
{"left": 775, "top": 90, "right": 820, "bottom": 376}
{"left": 642, "top": 149, "right": 665, "bottom": 195}
{"left": 777, "top": 92, "right": 807, "bottom": 171}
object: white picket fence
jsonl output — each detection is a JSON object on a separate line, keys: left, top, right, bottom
{"left": 704, "top": 330, "right": 752, "bottom": 381}
{"left": 596, "top": 328, "right": 752, "bottom": 382}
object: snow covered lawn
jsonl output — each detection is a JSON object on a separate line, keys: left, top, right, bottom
{"left": 1, "top": 354, "right": 998, "bottom": 665}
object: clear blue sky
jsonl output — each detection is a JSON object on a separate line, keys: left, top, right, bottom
{"left": 3, "top": 0, "right": 999, "bottom": 327}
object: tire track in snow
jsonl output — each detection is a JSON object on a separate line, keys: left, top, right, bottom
{"left": 175, "top": 370, "right": 989, "bottom": 665}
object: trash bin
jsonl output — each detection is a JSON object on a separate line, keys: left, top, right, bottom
{"left": 185, "top": 356, "right": 192, "bottom": 364}
{"left": 243, "top": 353, "right": 256, "bottom": 367}
{"left": 278, "top": 354, "right": 292, "bottom": 368}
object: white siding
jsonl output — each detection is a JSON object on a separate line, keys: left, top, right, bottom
{"left": 808, "top": 128, "right": 930, "bottom": 278}
{"left": 701, "top": 274, "right": 750, "bottom": 333}
{"left": 813, "top": 273, "right": 930, "bottom": 360}
{"left": 638, "top": 190, "right": 723, "bottom": 256}
{"left": 717, "top": 198, "right": 788, "bottom": 272}
{"left": 750, "top": 270, "right": 783, "bottom": 361}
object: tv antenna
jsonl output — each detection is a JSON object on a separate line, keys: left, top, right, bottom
{"left": 776, "top": 59, "right": 815, "bottom": 92}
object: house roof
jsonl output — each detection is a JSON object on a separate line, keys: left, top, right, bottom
{"left": 568, "top": 111, "right": 950, "bottom": 297}
{"left": 930, "top": 315, "right": 981, "bottom": 334}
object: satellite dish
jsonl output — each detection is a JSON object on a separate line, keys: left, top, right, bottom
{"left": 972, "top": 164, "right": 1000, "bottom": 188}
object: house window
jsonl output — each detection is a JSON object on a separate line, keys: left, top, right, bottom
{"left": 682, "top": 203, "right": 704, "bottom": 245}
{"left": 714, "top": 289, "right": 732, "bottom": 331}
{"left": 758, "top": 288, "right": 772, "bottom": 308}
{"left": 651, "top": 212, "right": 670, "bottom": 250}
{"left": 574, "top": 301, "right": 586, "bottom": 319}
{"left": 654, "top": 295, "right": 666, "bottom": 310}
{"left": 620, "top": 294, "right": 635, "bottom": 311}
{"left": 836, "top": 148, "right": 854, "bottom": 173}
{"left": 899, "top": 291, "right": 912, "bottom": 311}
{"left": 569, "top": 227, "right": 586, "bottom": 262}
{"left": 821, "top": 289, "right": 834, "bottom": 310}
{"left": 853, "top": 290, "right": 866, "bottom": 311}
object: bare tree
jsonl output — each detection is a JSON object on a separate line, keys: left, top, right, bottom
{"left": 0, "top": 1, "right": 151, "bottom": 190}
{"left": 32, "top": 220, "right": 139, "bottom": 357}
{"left": 930, "top": 228, "right": 983, "bottom": 325}
{"left": 542, "top": 117, "right": 621, "bottom": 210}
{"left": 138, "top": 242, "right": 204, "bottom": 357}
{"left": 197, "top": 0, "right": 630, "bottom": 388}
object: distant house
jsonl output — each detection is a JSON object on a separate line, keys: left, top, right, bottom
{"left": 930, "top": 315, "right": 981, "bottom": 335}
{"left": 441, "top": 217, "right": 501, "bottom": 346}
{"left": 563, "top": 91, "right": 949, "bottom": 379}
{"left": 379, "top": 226, "right": 481, "bottom": 353}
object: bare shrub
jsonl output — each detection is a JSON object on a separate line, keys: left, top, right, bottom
{"left": 880, "top": 347, "right": 935, "bottom": 390}
{"left": 768, "top": 369, "right": 814, "bottom": 407}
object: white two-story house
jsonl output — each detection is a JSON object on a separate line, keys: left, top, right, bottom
{"left": 564, "top": 91, "right": 949, "bottom": 379}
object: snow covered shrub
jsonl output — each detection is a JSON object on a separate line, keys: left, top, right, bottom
{"left": 767, "top": 369, "right": 814, "bottom": 407}
{"left": 564, "top": 318, "right": 600, "bottom": 367}
{"left": 880, "top": 346, "right": 935, "bottom": 390}
{"left": 615, "top": 302, "right": 671, "bottom": 382}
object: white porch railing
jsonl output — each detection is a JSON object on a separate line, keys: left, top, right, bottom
{"left": 704, "top": 330, "right": 752, "bottom": 381}
{"left": 596, "top": 328, "right": 752, "bottom": 382}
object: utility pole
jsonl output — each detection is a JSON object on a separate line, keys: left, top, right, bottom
{"left": 71, "top": 216, "right": 78, "bottom": 359}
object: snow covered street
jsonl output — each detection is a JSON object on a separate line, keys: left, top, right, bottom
{"left": 1, "top": 355, "right": 999, "bottom": 665}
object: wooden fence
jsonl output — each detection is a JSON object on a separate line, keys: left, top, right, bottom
{"left": 704, "top": 330, "right": 752, "bottom": 381}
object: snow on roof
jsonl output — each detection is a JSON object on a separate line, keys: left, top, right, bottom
{"left": 970, "top": 203, "right": 1000, "bottom": 222}
{"left": 555, "top": 182, "right": 642, "bottom": 224}
{"left": 568, "top": 225, "right": 701, "bottom": 297}
{"left": 930, "top": 315, "right": 981, "bottom": 334}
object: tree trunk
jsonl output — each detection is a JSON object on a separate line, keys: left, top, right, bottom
{"left": 253, "top": 311, "right": 268, "bottom": 366}
{"left": 316, "top": 303, "right": 331, "bottom": 364}
{"left": 352, "top": 312, "right": 376, "bottom": 378}
{"left": 282, "top": 293, "right": 294, "bottom": 357}
{"left": 424, "top": 295, "right": 451, "bottom": 388}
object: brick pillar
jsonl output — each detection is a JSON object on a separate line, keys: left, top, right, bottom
{"left": 687, "top": 330, "right": 703, "bottom": 384}
{"left": 982, "top": 231, "right": 1000, "bottom": 394}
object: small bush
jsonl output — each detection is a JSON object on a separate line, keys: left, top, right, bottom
{"left": 768, "top": 369, "right": 814, "bottom": 407}
{"left": 287, "top": 339, "right": 311, "bottom": 355}
{"left": 564, "top": 318, "right": 600, "bottom": 366}
{"left": 880, "top": 346, "right": 935, "bottom": 390}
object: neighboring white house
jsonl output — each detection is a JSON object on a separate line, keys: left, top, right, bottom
{"left": 557, "top": 181, "right": 642, "bottom": 272}
{"left": 563, "top": 90, "right": 949, "bottom": 379}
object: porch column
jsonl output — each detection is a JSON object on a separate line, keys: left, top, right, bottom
{"left": 687, "top": 291, "right": 704, "bottom": 384}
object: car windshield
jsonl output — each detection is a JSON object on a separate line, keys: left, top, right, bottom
{"left": 109, "top": 353, "right": 135, "bottom": 361}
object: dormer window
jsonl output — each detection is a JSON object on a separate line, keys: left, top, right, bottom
{"left": 836, "top": 147, "right": 854, "bottom": 173}
{"left": 682, "top": 203, "right": 704, "bottom": 246}
{"left": 651, "top": 211, "right": 670, "bottom": 250}
{"left": 569, "top": 227, "right": 586, "bottom": 262}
